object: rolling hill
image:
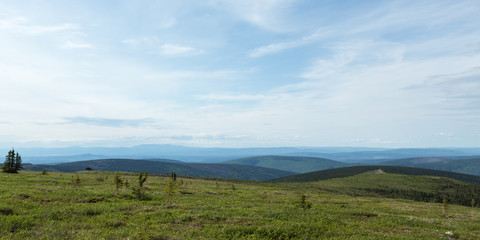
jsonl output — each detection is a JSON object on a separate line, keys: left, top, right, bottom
{"left": 381, "top": 157, "right": 480, "bottom": 176}
{"left": 270, "top": 166, "right": 480, "bottom": 207}
{"left": 223, "top": 155, "right": 349, "bottom": 173}
{"left": 285, "top": 148, "right": 480, "bottom": 163}
{"left": 22, "top": 159, "right": 294, "bottom": 181}
{"left": 275, "top": 170, "right": 480, "bottom": 207}
{"left": 271, "top": 165, "right": 480, "bottom": 184}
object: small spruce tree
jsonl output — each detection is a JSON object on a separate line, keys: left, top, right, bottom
{"left": 2, "top": 148, "right": 22, "bottom": 173}
{"left": 165, "top": 178, "right": 176, "bottom": 202}
{"left": 442, "top": 195, "right": 448, "bottom": 217}
{"left": 139, "top": 171, "right": 148, "bottom": 188}
{"left": 114, "top": 172, "right": 123, "bottom": 195}
{"left": 72, "top": 175, "right": 81, "bottom": 187}
{"left": 299, "top": 194, "right": 312, "bottom": 210}
{"left": 132, "top": 172, "right": 148, "bottom": 200}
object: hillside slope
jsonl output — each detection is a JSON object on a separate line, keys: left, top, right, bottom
{"left": 1, "top": 171, "right": 480, "bottom": 239}
{"left": 278, "top": 171, "right": 480, "bottom": 207}
{"left": 271, "top": 165, "right": 480, "bottom": 184}
{"left": 23, "top": 159, "right": 294, "bottom": 181}
{"left": 223, "top": 155, "right": 349, "bottom": 173}
{"left": 381, "top": 157, "right": 480, "bottom": 176}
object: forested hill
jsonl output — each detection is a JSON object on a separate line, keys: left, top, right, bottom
{"left": 22, "top": 159, "right": 294, "bottom": 181}
{"left": 271, "top": 165, "right": 480, "bottom": 184}
{"left": 381, "top": 157, "right": 480, "bottom": 176}
{"left": 279, "top": 170, "right": 480, "bottom": 207}
{"left": 223, "top": 155, "right": 349, "bottom": 173}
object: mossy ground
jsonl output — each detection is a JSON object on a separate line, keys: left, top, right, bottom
{"left": 0, "top": 171, "right": 479, "bottom": 239}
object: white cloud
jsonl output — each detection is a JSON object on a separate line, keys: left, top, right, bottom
{"left": 211, "top": 0, "right": 295, "bottom": 32}
{"left": 159, "top": 44, "right": 202, "bottom": 56}
{"left": 122, "top": 37, "right": 202, "bottom": 56}
{"left": 61, "top": 41, "right": 94, "bottom": 49}
{"left": 1, "top": 0, "right": 480, "bottom": 148}
{"left": 158, "top": 17, "right": 177, "bottom": 29}
{"left": 196, "top": 93, "right": 273, "bottom": 101}
{"left": 345, "top": 138, "right": 397, "bottom": 145}
{"left": 0, "top": 17, "right": 77, "bottom": 35}
{"left": 144, "top": 68, "right": 253, "bottom": 83}
{"left": 249, "top": 28, "right": 331, "bottom": 57}
{"left": 122, "top": 37, "right": 158, "bottom": 47}
{"left": 436, "top": 132, "right": 455, "bottom": 142}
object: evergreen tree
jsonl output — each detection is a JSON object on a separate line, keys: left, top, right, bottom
{"left": 114, "top": 172, "right": 123, "bottom": 195}
{"left": 14, "top": 152, "right": 22, "bottom": 171}
{"left": 2, "top": 148, "right": 22, "bottom": 173}
{"left": 165, "top": 178, "right": 176, "bottom": 202}
{"left": 132, "top": 172, "right": 148, "bottom": 200}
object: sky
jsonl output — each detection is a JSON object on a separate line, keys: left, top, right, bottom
{"left": 0, "top": 0, "right": 479, "bottom": 148}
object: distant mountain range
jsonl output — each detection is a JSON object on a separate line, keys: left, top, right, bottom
{"left": 11, "top": 144, "right": 480, "bottom": 164}
{"left": 22, "top": 159, "right": 294, "bottom": 181}
{"left": 11, "top": 144, "right": 480, "bottom": 182}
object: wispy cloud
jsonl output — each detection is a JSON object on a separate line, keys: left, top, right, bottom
{"left": 159, "top": 44, "right": 202, "bottom": 56}
{"left": 438, "top": 132, "right": 455, "bottom": 137}
{"left": 168, "top": 134, "right": 249, "bottom": 141}
{"left": 405, "top": 67, "right": 480, "bottom": 115}
{"left": 249, "top": 28, "right": 331, "bottom": 57}
{"left": 196, "top": 93, "right": 273, "bottom": 101}
{"left": 122, "top": 37, "right": 202, "bottom": 56}
{"left": 0, "top": 17, "right": 77, "bottom": 35}
{"left": 345, "top": 138, "right": 397, "bottom": 145}
{"left": 61, "top": 41, "right": 94, "bottom": 49}
{"left": 62, "top": 117, "right": 157, "bottom": 128}
{"left": 212, "top": 0, "right": 296, "bottom": 32}
{"left": 1, "top": 1, "right": 479, "bottom": 148}
{"left": 122, "top": 37, "right": 158, "bottom": 47}
{"left": 144, "top": 69, "right": 251, "bottom": 81}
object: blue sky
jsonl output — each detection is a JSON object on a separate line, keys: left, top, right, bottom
{"left": 1, "top": 0, "right": 479, "bottom": 148}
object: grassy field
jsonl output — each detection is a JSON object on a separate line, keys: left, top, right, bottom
{"left": 273, "top": 170, "right": 480, "bottom": 207}
{"left": 1, "top": 171, "right": 479, "bottom": 239}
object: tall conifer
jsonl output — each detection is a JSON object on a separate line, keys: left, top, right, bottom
{"left": 3, "top": 148, "right": 22, "bottom": 173}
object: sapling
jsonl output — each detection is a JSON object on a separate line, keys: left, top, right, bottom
{"left": 442, "top": 195, "right": 448, "bottom": 217}
{"left": 114, "top": 172, "right": 123, "bottom": 195}
{"left": 132, "top": 172, "right": 148, "bottom": 200}
{"left": 299, "top": 194, "right": 312, "bottom": 210}
{"left": 165, "top": 178, "right": 176, "bottom": 202}
{"left": 72, "top": 175, "right": 81, "bottom": 187}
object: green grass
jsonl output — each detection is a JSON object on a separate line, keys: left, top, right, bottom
{"left": 0, "top": 171, "right": 479, "bottom": 239}
{"left": 275, "top": 171, "right": 480, "bottom": 207}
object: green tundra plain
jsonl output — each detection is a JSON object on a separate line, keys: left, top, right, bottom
{"left": 1, "top": 170, "right": 480, "bottom": 239}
